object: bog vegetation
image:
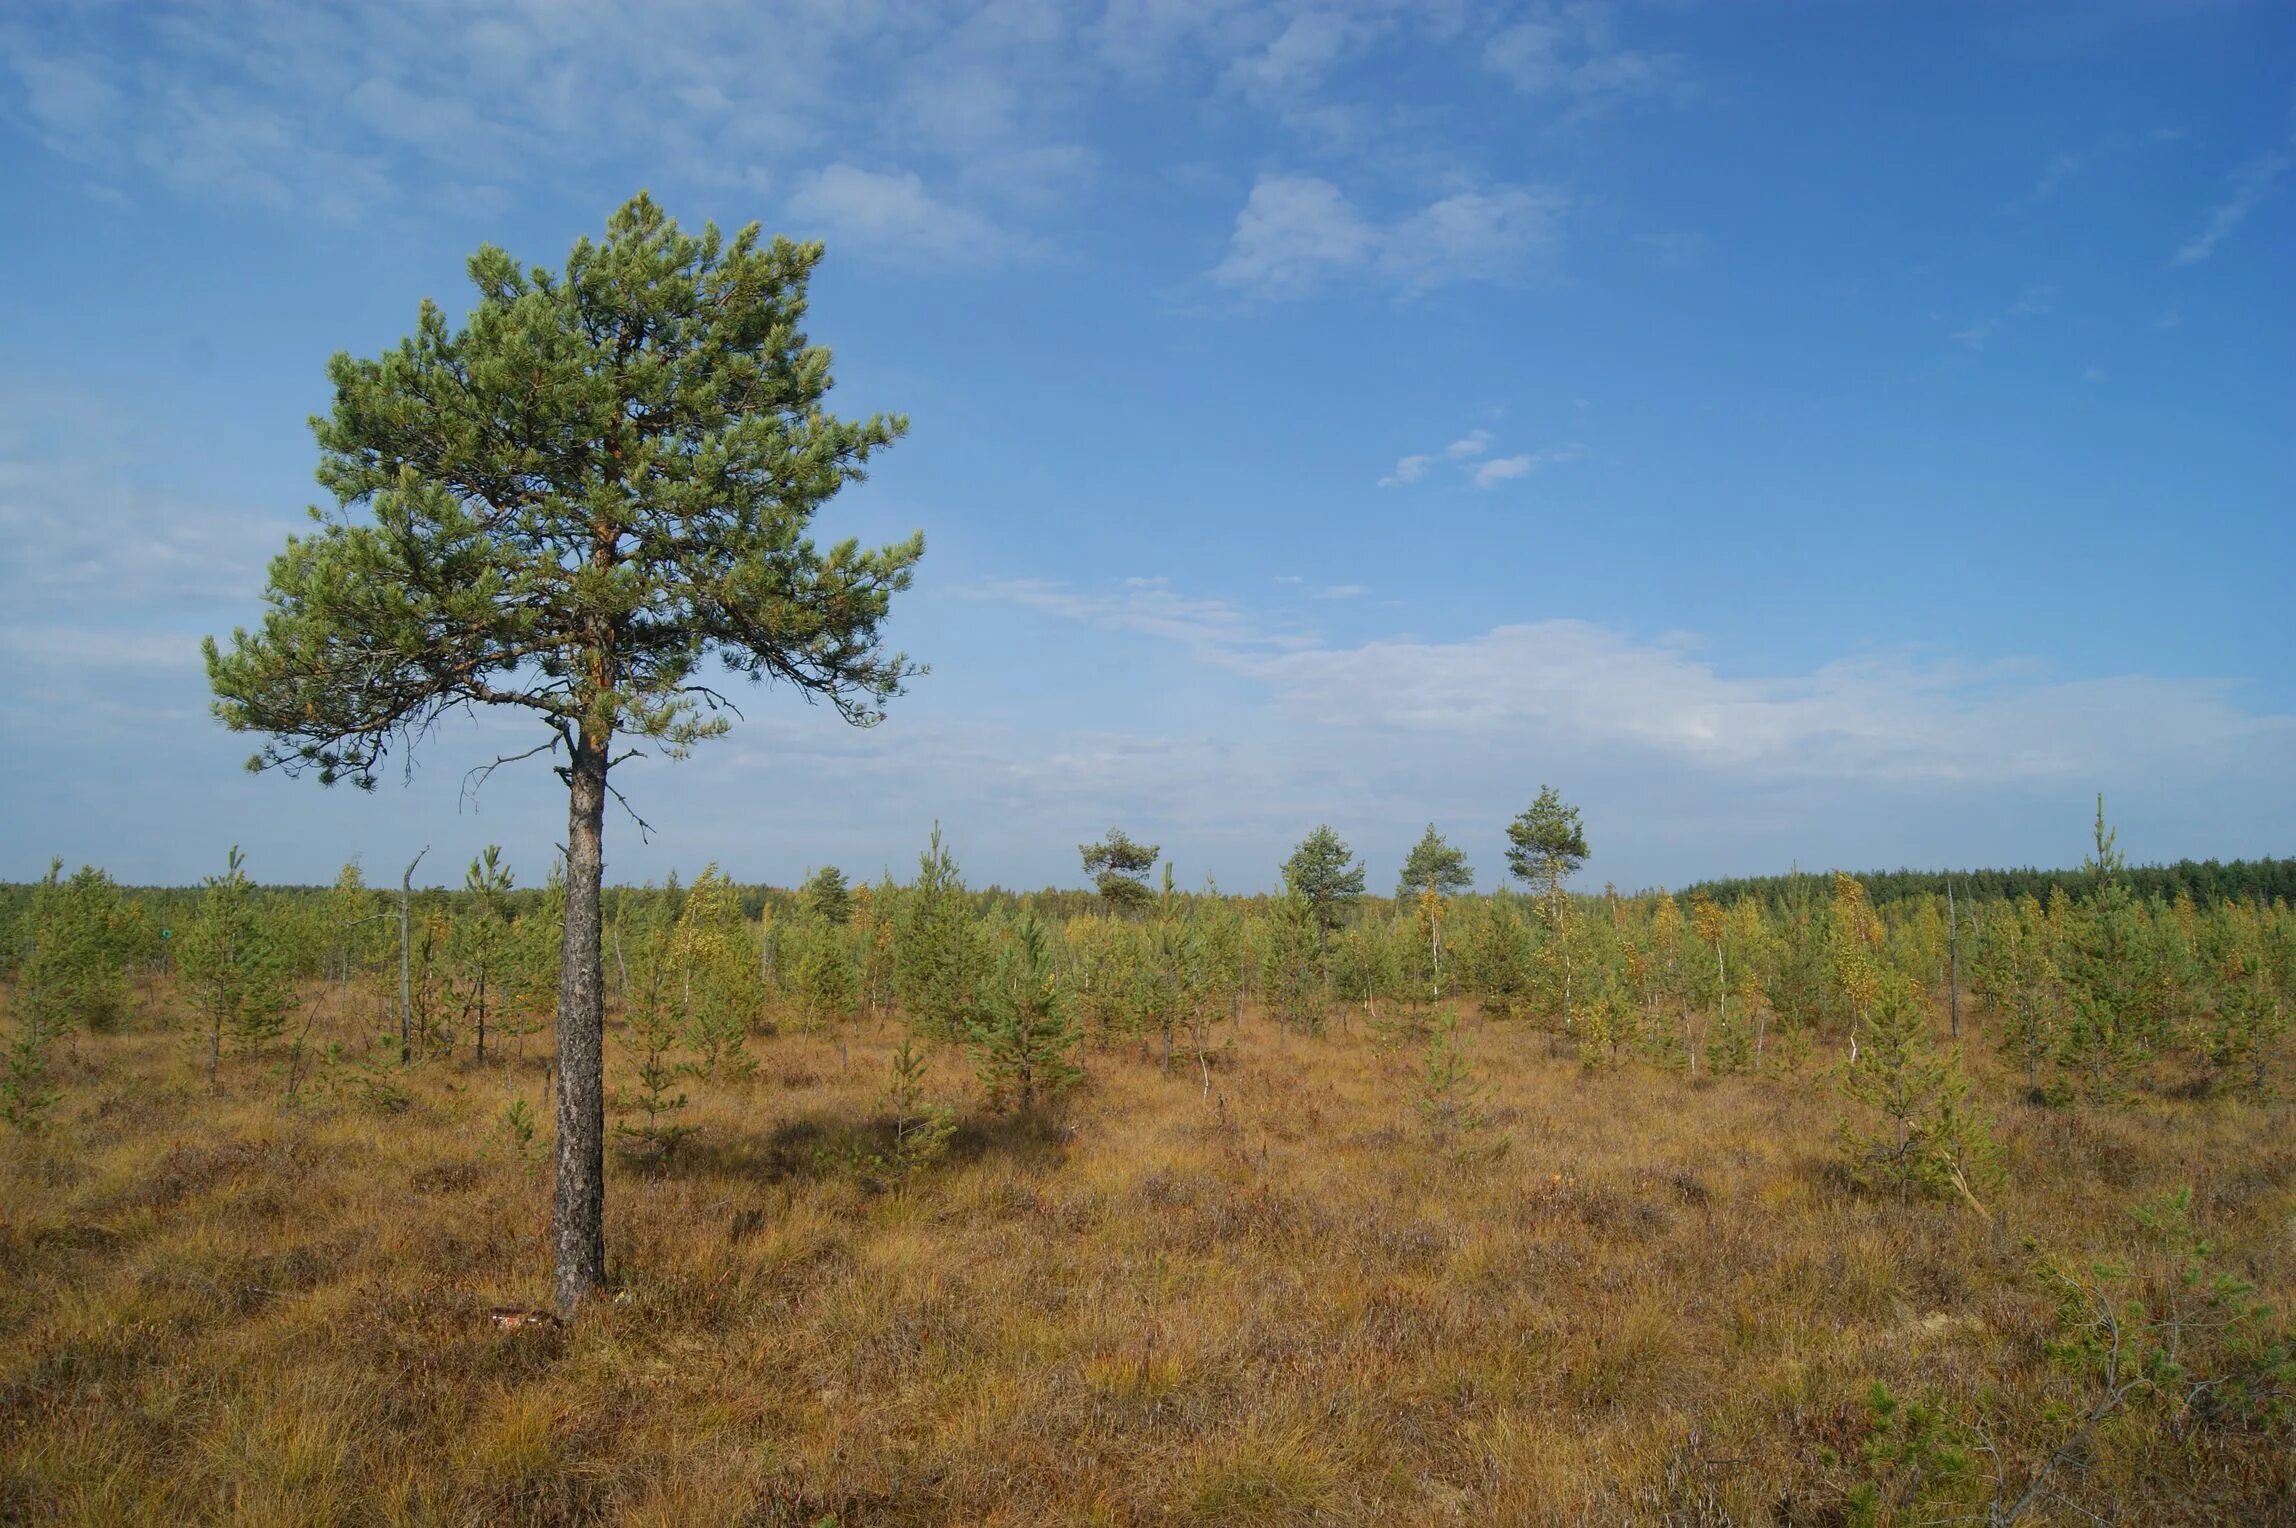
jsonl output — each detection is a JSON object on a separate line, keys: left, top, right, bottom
{"left": 7, "top": 191, "right": 2291, "bottom": 1524}
{"left": 3, "top": 802, "right": 2293, "bottom": 1523}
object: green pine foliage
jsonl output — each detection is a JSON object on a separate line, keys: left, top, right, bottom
{"left": 879, "top": 1036, "right": 956, "bottom": 1188}
{"left": 203, "top": 191, "right": 925, "bottom": 1316}
{"left": 178, "top": 847, "right": 296, "bottom": 1085}
{"left": 0, "top": 1023, "right": 62, "bottom": 1134}
{"left": 1837, "top": 974, "right": 2001, "bottom": 1211}
{"left": 898, "top": 825, "right": 984, "bottom": 1042}
{"left": 19, "top": 861, "right": 142, "bottom": 1039}
{"left": 448, "top": 846, "right": 515, "bottom": 1065}
{"left": 612, "top": 925, "right": 695, "bottom": 1162}
{"left": 670, "top": 864, "right": 762, "bottom": 1080}
{"left": 966, "top": 914, "right": 1082, "bottom": 1113}
{"left": 1080, "top": 829, "right": 1161, "bottom": 916}
{"left": 1259, "top": 890, "right": 1324, "bottom": 1035}
{"left": 2056, "top": 801, "right": 2155, "bottom": 1104}
{"left": 1281, "top": 826, "right": 1365, "bottom": 952}
{"left": 802, "top": 865, "right": 854, "bottom": 927}
{"left": 1397, "top": 824, "right": 1475, "bottom": 899}
{"left": 786, "top": 908, "right": 862, "bottom": 1034}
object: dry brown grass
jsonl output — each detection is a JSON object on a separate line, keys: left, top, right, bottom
{"left": 2, "top": 991, "right": 2292, "bottom": 1525}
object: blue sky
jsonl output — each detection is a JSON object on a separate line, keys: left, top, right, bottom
{"left": 2, "top": 1, "right": 2291, "bottom": 895}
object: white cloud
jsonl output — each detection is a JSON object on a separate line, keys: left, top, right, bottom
{"left": 1213, "top": 173, "right": 1565, "bottom": 299}
{"left": 1632, "top": 230, "right": 1707, "bottom": 270}
{"left": 959, "top": 144, "right": 1099, "bottom": 210}
{"left": 2031, "top": 151, "right": 2084, "bottom": 201}
{"left": 0, "top": 411, "right": 290, "bottom": 612}
{"left": 1382, "top": 185, "right": 1567, "bottom": 291}
{"left": 1383, "top": 430, "right": 1575, "bottom": 490}
{"left": 1209, "top": 174, "right": 1378, "bottom": 298}
{"left": 2006, "top": 284, "right": 2056, "bottom": 317}
{"left": 1315, "top": 584, "right": 1367, "bottom": 600}
{"left": 1222, "top": 10, "right": 1365, "bottom": 105}
{"left": 2172, "top": 145, "right": 2294, "bottom": 266}
{"left": 979, "top": 576, "right": 1322, "bottom": 656}
{"left": 994, "top": 579, "right": 2296, "bottom": 797}
{"left": 1950, "top": 284, "right": 2056, "bottom": 350}
{"left": 1378, "top": 429, "right": 1493, "bottom": 487}
{"left": 1482, "top": 5, "right": 1691, "bottom": 112}
{"left": 786, "top": 164, "right": 1029, "bottom": 266}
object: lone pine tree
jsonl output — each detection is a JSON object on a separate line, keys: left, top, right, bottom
{"left": 1507, "top": 786, "right": 1589, "bottom": 1019}
{"left": 1282, "top": 824, "right": 1366, "bottom": 957}
{"left": 205, "top": 193, "right": 922, "bottom": 1316}
{"left": 1399, "top": 824, "right": 1473, "bottom": 1000}
{"left": 1080, "top": 828, "right": 1161, "bottom": 915}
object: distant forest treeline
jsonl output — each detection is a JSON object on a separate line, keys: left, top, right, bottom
{"left": 1678, "top": 857, "right": 2296, "bottom": 913}
{"left": 5, "top": 855, "right": 2293, "bottom": 945}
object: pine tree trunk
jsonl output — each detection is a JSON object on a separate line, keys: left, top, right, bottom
{"left": 553, "top": 736, "right": 610, "bottom": 1317}
{"left": 399, "top": 849, "right": 426, "bottom": 1065}
{"left": 1947, "top": 882, "right": 1961, "bottom": 1039}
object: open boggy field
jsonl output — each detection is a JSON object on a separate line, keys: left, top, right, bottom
{"left": 3, "top": 997, "right": 2291, "bottom": 1526}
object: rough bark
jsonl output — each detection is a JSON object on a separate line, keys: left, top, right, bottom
{"left": 553, "top": 736, "right": 609, "bottom": 1316}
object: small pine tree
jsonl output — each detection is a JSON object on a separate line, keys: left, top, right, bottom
{"left": 802, "top": 865, "right": 854, "bottom": 926}
{"left": 1577, "top": 981, "right": 1633, "bottom": 1072}
{"left": 499, "top": 858, "right": 564, "bottom": 1062}
{"left": 787, "top": 910, "right": 861, "bottom": 1033}
{"left": 1416, "top": 1009, "right": 1504, "bottom": 1157}
{"left": 450, "top": 846, "right": 515, "bottom": 1065}
{"left": 2058, "top": 798, "right": 2153, "bottom": 1103}
{"left": 0, "top": 1024, "right": 62, "bottom": 1133}
{"left": 671, "top": 864, "right": 761, "bottom": 1080}
{"left": 1704, "top": 989, "right": 1754, "bottom": 1076}
{"left": 897, "top": 825, "right": 984, "bottom": 1041}
{"left": 20, "top": 860, "right": 143, "bottom": 1039}
{"left": 1260, "top": 890, "right": 1324, "bottom": 1034}
{"left": 1281, "top": 825, "right": 1366, "bottom": 958}
{"left": 1829, "top": 872, "right": 1885, "bottom": 1056}
{"left": 1838, "top": 975, "right": 2001, "bottom": 1212}
{"left": 1080, "top": 828, "right": 1161, "bottom": 916}
{"left": 1506, "top": 785, "right": 1590, "bottom": 1019}
{"left": 880, "top": 1036, "right": 955, "bottom": 1187}
{"left": 612, "top": 952, "right": 694, "bottom": 1162}
{"left": 179, "top": 847, "right": 295, "bottom": 1084}
{"left": 966, "top": 914, "right": 1082, "bottom": 1112}
{"left": 2199, "top": 902, "right": 2288, "bottom": 1097}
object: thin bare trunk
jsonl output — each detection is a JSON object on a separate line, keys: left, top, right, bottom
{"left": 1947, "top": 881, "right": 1962, "bottom": 1040}
{"left": 399, "top": 847, "right": 427, "bottom": 1065}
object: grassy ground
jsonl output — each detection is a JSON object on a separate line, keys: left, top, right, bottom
{"left": 2, "top": 991, "right": 2291, "bottom": 1525}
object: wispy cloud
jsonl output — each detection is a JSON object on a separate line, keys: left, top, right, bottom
{"left": 2030, "top": 150, "right": 2085, "bottom": 201}
{"left": 1950, "top": 284, "right": 2057, "bottom": 349}
{"left": 1632, "top": 230, "right": 1707, "bottom": 271}
{"left": 785, "top": 164, "right": 1033, "bottom": 266}
{"left": 1378, "top": 429, "right": 1492, "bottom": 487}
{"left": 1211, "top": 174, "right": 1566, "bottom": 300}
{"left": 1481, "top": 4, "right": 1692, "bottom": 114}
{"left": 995, "top": 578, "right": 2296, "bottom": 795}
{"left": 1382, "top": 430, "right": 1577, "bottom": 490}
{"left": 0, "top": 393, "right": 290, "bottom": 613}
{"left": 2172, "top": 140, "right": 2294, "bottom": 266}
{"left": 977, "top": 576, "right": 1322, "bottom": 657}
